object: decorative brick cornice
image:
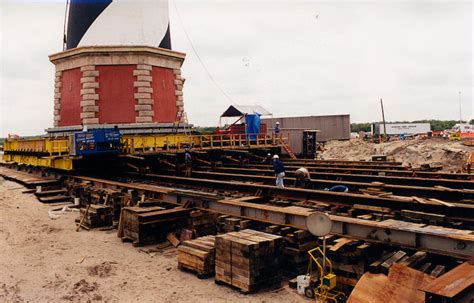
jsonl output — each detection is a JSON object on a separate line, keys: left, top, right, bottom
{"left": 133, "top": 64, "right": 154, "bottom": 123}
{"left": 53, "top": 71, "right": 62, "bottom": 127}
{"left": 173, "top": 68, "right": 185, "bottom": 122}
{"left": 80, "top": 65, "right": 99, "bottom": 124}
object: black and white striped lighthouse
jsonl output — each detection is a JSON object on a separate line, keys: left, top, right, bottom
{"left": 50, "top": 0, "right": 185, "bottom": 128}
{"left": 65, "top": 0, "right": 171, "bottom": 50}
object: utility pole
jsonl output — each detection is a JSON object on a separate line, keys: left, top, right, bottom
{"left": 380, "top": 98, "right": 387, "bottom": 142}
{"left": 459, "top": 91, "right": 462, "bottom": 124}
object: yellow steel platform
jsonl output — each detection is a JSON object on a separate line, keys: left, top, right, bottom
{"left": 2, "top": 133, "right": 287, "bottom": 170}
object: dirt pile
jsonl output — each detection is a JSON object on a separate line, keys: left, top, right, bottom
{"left": 322, "top": 138, "right": 472, "bottom": 172}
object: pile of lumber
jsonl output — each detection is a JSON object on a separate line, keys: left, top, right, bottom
{"left": 215, "top": 229, "right": 282, "bottom": 293}
{"left": 79, "top": 204, "right": 113, "bottom": 228}
{"left": 177, "top": 235, "right": 216, "bottom": 278}
{"left": 216, "top": 215, "right": 255, "bottom": 233}
{"left": 188, "top": 210, "right": 218, "bottom": 237}
{"left": 120, "top": 206, "right": 191, "bottom": 246}
{"left": 281, "top": 229, "right": 318, "bottom": 276}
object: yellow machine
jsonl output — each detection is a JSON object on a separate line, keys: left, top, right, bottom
{"left": 305, "top": 247, "right": 347, "bottom": 303}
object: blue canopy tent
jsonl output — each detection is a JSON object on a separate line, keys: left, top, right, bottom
{"left": 219, "top": 105, "right": 272, "bottom": 140}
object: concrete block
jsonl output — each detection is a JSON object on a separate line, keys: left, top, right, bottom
{"left": 139, "top": 110, "right": 154, "bottom": 117}
{"left": 55, "top": 76, "right": 61, "bottom": 82}
{"left": 176, "top": 85, "right": 183, "bottom": 90}
{"left": 136, "top": 116, "right": 153, "bottom": 123}
{"left": 80, "top": 77, "right": 96, "bottom": 83}
{"left": 82, "top": 106, "right": 99, "bottom": 112}
{"left": 137, "top": 75, "right": 152, "bottom": 82}
{"left": 54, "top": 92, "right": 61, "bottom": 99}
{"left": 80, "top": 112, "right": 96, "bottom": 119}
{"left": 82, "top": 94, "right": 100, "bottom": 100}
{"left": 134, "top": 92, "right": 152, "bottom": 99}
{"left": 174, "top": 79, "right": 183, "bottom": 85}
{"left": 133, "top": 70, "right": 151, "bottom": 76}
{"left": 173, "top": 69, "right": 181, "bottom": 75}
{"left": 176, "top": 95, "right": 184, "bottom": 101}
{"left": 55, "top": 71, "right": 62, "bottom": 77}
{"left": 134, "top": 81, "right": 151, "bottom": 87}
{"left": 54, "top": 104, "right": 61, "bottom": 110}
{"left": 135, "top": 104, "right": 152, "bottom": 111}
{"left": 80, "top": 100, "right": 96, "bottom": 107}
{"left": 136, "top": 64, "right": 152, "bottom": 71}
{"left": 54, "top": 110, "right": 60, "bottom": 115}
{"left": 54, "top": 121, "right": 59, "bottom": 127}
{"left": 176, "top": 100, "right": 184, "bottom": 106}
{"left": 82, "top": 70, "right": 99, "bottom": 77}
{"left": 54, "top": 98, "right": 61, "bottom": 105}
{"left": 175, "top": 90, "right": 183, "bottom": 96}
{"left": 175, "top": 75, "right": 185, "bottom": 81}
{"left": 53, "top": 115, "right": 61, "bottom": 121}
{"left": 80, "top": 88, "right": 96, "bottom": 95}
{"left": 137, "top": 87, "right": 153, "bottom": 93}
{"left": 137, "top": 98, "right": 154, "bottom": 105}
{"left": 80, "top": 65, "right": 96, "bottom": 72}
{"left": 54, "top": 82, "right": 62, "bottom": 88}
{"left": 54, "top": 88, "right": 60, "bottom": 93}
{"left": 83, "top": 82, "right": 99, "bottom": 89}
{"left": 82, "top": 118, "right": 99, "bottom": 124}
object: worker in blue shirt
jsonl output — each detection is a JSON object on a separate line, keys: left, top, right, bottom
{"left": 274, "top": 121, "right": 280, "bottom": 135}
{"left": 184, "top": 149, "right": 192, "bottom": 177}
{"left": 272, "top": 154, "right": 285, "bottom": 187}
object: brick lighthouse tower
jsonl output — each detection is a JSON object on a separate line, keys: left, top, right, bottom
{"left": 49, "top": 0, "right": 186, "bottom": 130}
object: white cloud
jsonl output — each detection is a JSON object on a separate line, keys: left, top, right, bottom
{"left": 0, "top": 0, "right": 472, "bottom": 136}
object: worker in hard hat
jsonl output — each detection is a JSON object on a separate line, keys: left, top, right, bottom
{"left": 272, "top": 154, "right": 285, "bottom": 187}
{"left": 274, "top": 122, "right": 281, "bottom": 135}
{"left": 294, "top": 167, "right": 311, "bottom": 189}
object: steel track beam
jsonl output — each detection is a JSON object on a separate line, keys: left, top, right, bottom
{"left": 210, "top": 167, "right": 474, "bottom": 190}
{"left": 154, "top": 169, "right": 473, "bottom": 202}
{"left": 222, "top": 163, "right": 472, "bottom": 180}
{"left": 68, "top": 175, "right": 474, "bottom": 259}
{"left": 133, "top": 173, "right": 474, "bottom": 222}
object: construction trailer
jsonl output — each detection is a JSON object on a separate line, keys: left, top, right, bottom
{"left": 262, "top": 115, "right": 351, "bottom": 155}
{"left": 371, "top": 122, "right": 431, "bottom": 137}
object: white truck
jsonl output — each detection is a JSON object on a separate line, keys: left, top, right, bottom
{"left": 371, "top": 123, "right": 431, "bottom": 136}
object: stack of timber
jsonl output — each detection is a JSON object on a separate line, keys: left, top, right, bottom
{"left": 281, "top": 230, "right": 318, "bottom": 276}
{"left": 121, "top": 206, "right": 191, "bottom": 246}
{"left": 216, "top": 215, "right": 264, "bottom": 233}
{"left": 79, "top": 204, "right": 113, "bottom": 228}
{"left": 215, "top": 229, "right": 283, "bottom": 294}
{"left": 177, "top": 235, "right": 216, "bottom": 278}
{"left": 188, "top": 210, "right": 219, "bottom": 237}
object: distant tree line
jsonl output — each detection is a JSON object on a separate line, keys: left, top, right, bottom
{"left": 351, "top": 119, "right": 474, "bottom": 133}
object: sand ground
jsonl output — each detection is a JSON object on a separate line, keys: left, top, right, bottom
{"left": 0, "top": 178, "right": 304, "bottom": 303}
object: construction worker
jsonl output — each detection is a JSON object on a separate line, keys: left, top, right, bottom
{"left": 325, "top": 185, "right": 349, "bottom": 193}
{"left": 274, "top": 122, "right": 281, "bottom": 135}
{"left": 272, "top": 155, "right": 285, "bottom": 187}
{"left": 294, "top": 167, "right": 311, "bottom": 188}
{"left": 184, "top": 149, "right": 192, "bottom": 177}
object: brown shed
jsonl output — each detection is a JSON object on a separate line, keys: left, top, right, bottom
{"left": 262, "top": 114, "right": 350, "bottom": 155}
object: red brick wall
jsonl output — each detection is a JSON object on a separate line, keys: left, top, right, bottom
{"left": 151, "top": 67, "right": 177, "bottom": 123}
{"left": 59, "top": 68, "right": 82, "bottom": 126}
{"left": 96, "top": 65, "right": 136, "bottom": 124}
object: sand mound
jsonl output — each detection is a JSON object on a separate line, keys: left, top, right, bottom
{"left": 322, "top": 138, "right": 472, "bottom": 172}
{"left": 87, "top": 262, "right": 116, "bottom": 278}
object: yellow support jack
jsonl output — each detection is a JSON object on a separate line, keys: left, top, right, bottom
{"left": 304, "top": 246, "right": 347, "bottom": 303}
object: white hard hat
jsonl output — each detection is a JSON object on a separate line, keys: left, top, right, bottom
{"left": 272, "top": 155, "right": 279, "bottom": 159}
{"left": 267, "top": 153, "right": 271, "bottom": 156}
{"left": 276, "top": 122, "right": 280, "bottom": 124}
